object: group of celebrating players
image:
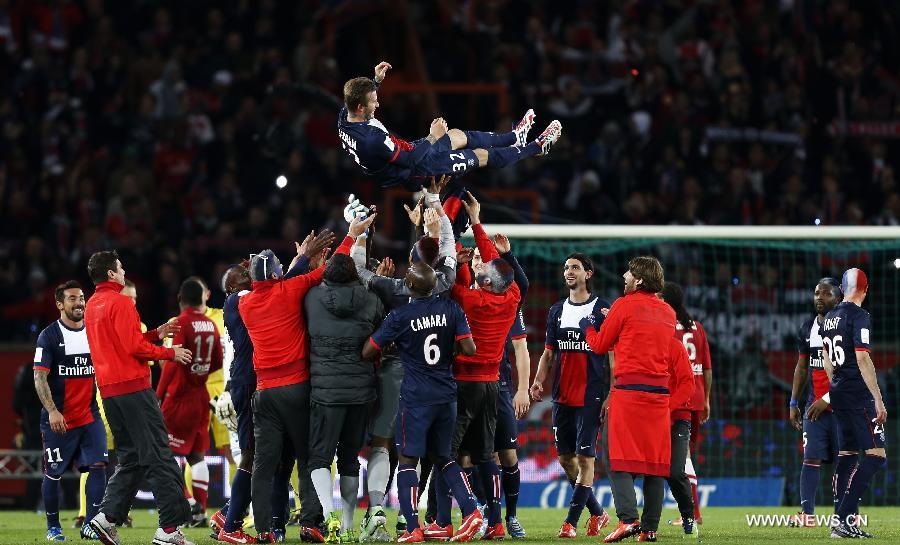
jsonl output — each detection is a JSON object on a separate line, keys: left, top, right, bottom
{"left": 31, "top": 60, "right": 888, "bottom": 545}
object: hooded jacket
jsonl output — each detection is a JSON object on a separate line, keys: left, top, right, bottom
{"left": 304, "top": 279, "right": 384, "bottom": 405}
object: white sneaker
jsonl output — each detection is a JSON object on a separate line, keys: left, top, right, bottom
{"left": 88, "top": 513, "right": 120, "bottom": 545}
{"left": 152, "top": 527, "right": 195, "bottom": 545}
{"left": 535, "top": 120, "right": 562, "bottom": 156}
{"left": 512, "top": 108, "right": 536, "bottom": 147}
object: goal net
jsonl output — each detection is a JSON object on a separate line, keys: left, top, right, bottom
{"left": 476, "top": 224, "right": 900, "bottom": 507}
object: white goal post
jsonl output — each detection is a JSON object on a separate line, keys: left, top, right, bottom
{"left": 478, "top": 224, "right": 900, "bottom": 240}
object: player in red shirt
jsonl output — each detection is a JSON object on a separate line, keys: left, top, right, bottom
{"left": 157, "top": 279, "right": 223, "bottom": 527}
{"left": 660, "top": 282, "right": 712, "bottom": 527}
{"left": 238, "top": 217, "right": 367, "bottom": 543}
{"left": 581, "top": 257, "right": 689, "bottom": 543}
{"left": 446, "top": 194, "right": 521, "bottom": 540}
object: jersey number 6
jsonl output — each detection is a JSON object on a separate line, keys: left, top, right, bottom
{"left": 424, "top": 333, "right": 441, "bottom": 366}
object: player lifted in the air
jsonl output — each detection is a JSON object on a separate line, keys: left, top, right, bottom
{"left": 338, "top": 62, "right": 562, "bottom": 191}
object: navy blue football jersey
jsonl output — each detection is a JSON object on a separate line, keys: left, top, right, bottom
{"left": 545, "top": 295, "right": 611, "bottom": 407}
{"left": 337, "top": 106, "right": 431, "bottom": 189}
{"left": 33, "top": 321, "right": 99, "bottom": 429}
{"left": 797, "top": 316, "right": 830, "bottom": 406}
{"left": 224, "top": 291, "right": 256, "bottom": 387}
{"left": 821, "top": 301, "right": 872, "bottom": 408}
{"left": 499, "top": 309, "right": 527, "bottom": 390}
{"left": 370, "top": 295, "right": 471, "bottom": 406}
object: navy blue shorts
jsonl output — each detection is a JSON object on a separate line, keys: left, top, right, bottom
{"left": 803, "top": 410, "right": 838, "bottom": 461}
{"left": 395, "top": 401, "right": 456, "bottom": 459}
{"left": 552, "top": 401, "right": 602, "bottom": 457}
{"left": 834, "top": 399, "right": 887, "bottom": 452}
{"left": 494, "top": 387, "right": 519, "bottom": 452}
{"left": 40, "top": 417, "right": 108, "bottom": 478}
{"left": 230, "top": 383, "right": 256, "bottom": 451}
{"left": 411, "top": 134, "right": 480, "bottom": 178}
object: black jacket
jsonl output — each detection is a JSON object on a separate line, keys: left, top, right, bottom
{"left": 304, "top": 279, "right": 384, "bottom": 405}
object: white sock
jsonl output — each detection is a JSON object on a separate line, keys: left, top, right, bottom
{"left": 340, "top": 475, "right": 359, "bottom": 531}
{"left": 311, "top": 468, "right": 335, "bottom": 518}
{"left": 191, "top": 461, "right": 209, "bottom": 489}
{"left": 367, "top": 447, "right": 390, "bottom": 508}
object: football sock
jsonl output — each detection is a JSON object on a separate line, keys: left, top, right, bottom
{"left": 183, "top": 462, "right": 193, "bottom": 499}
{"left": 834, "top": 454, "right": 858, "bottom": 513}
{"left": 78, "top": 471, "right": 87, "bottom": 518}
{"left": 367, "top": 447, "right": 390, "bottom": 508}
{"left": 800, "top": 462, "right": 820, "bottom": 514}
{"left": 43, "top": 474, "right": 61, "bottom": 528}
{"left": 568, "top": 476, "right": 604, "bottom": 517}
{"left": 465, "top": 467, "right": 487, "bottom": 505}
{"left": 85, "top": 466, "right": 106, "bottom": 523}
{"left": 440, "top": 460, "right": 477, "bottom": 516}
{"left": 486, "top": 142, "right": 540, "bottom": 169}
{"left": 418, "top": 459, "right": 433, "bottom": 501}
{"left": 435, "top": 464, "right": 453, "bottom": 526}
{"left": 191, "top": 461, "right": 209, "bottom": 511}
{"left": 311, "top": 468, "right": 334, "bottom": 519}
{"left": 501, "top": 463, "right": 520, "bottom": 519}
{"left": 477, "top": 461, "right": 502, "bottom": 526}
{"left": 463, "top": 131, "right": 516, "bottom": 150}
{"left": 565, "top": 484, "right": 591, "bottom": 526}
{"left": 397, "top": 464, "right": 420, "bottom": 532}
{"left": 685, "top": 455, "right": 700, "bottom": 520}
{"left": 224, "top": 469, "right": 252, "bottom": 532}
{"left": 426, "top": 470, "right": 438, "bottom": 521}
{"left": 340, "top": 475, "right": 359, "bottom": 531}
{"left": 291, "top": 462, "right": 302, "bottom": 512}
{"left": 837, "top": 455, "right": 886, "bottom": 521}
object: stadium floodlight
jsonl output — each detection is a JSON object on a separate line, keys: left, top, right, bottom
{"left": 275, "top": 175, "right": 288, "bottom": 189}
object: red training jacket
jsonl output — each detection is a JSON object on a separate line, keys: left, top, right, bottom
{"left": 156, "top": 307, "right": 223, "bottom": 401}
{"left": 452, "top": 224, "right": 521, "bottom": 381}
{"left": 585, "top": 290, "right": 676, "bottom": 387}
{"left": 239, "top": 236, "right": 353, "bottom": 390}
{"left": 85, "top": 281, "right": 175, "bottom": 398}
{"left": 667, "top": 336, "right": 695, "bottom": 422}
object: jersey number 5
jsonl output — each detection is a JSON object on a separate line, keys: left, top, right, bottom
{"left": 822, "top": 335, "right": 845, "bottom": 367}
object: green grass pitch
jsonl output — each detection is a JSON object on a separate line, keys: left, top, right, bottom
{"left": 3, "top": 507, "right": 900, "bottom": 544}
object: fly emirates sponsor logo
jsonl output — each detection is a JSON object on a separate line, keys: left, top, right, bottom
{"left": 58, "top": 356, "right": 94, "bottom": 377}
{"left": 557, "top": 330, "right": 589, "bottom": 351}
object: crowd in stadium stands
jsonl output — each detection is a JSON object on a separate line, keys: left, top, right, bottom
{"left": 1, "top": 0, "right": 899, "bottom": 338}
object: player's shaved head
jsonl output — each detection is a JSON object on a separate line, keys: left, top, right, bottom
{"left": 222, "top": 264, "right": 251, "bottom": 294}
{"left": 405, "top": 262, "right": 437, "bottom": 297}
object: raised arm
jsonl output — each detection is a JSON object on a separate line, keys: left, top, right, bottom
{"left": 494, "top": 234, "right": 528, "bottom": 298}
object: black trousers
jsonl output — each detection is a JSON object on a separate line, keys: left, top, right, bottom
{"left": 252, "top": 382, "right": 322, "bottom": 531}
{"left": 100, "top": 389, "right": 190, "bottom": 528}
{"left": 308, "top": 401, "right": 370, "bottom": 475}
{"left": 451, "top": 381, "right": 499, "bottom": 464}
{"left": 667, "top": 420, "right": 694, "bottom": 520}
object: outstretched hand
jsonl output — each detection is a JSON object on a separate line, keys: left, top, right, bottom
{"left": 462, "top": 191, "right": 481, "bottom": 224}
{"left": 376, "top": 256, "right": 395, "bottom": 278}
{"left": 300, "top": 230, "right": 335, "bottom": 259}
{"left": 403, "top": 196, "right": 425, "bottom": 227}
{"left": 493, "top": 233, "right": 510, "bottom": 254}
{"left": 429, "top": 118, "right": 448, "bottom": 140}
{"left": 457, "top": 247, "right": 474, "bottom": 263}
{"left": 374, "top": 61, "right": 392, "bottom": 83}
{"left": 428, "top": 174, "right": 451, "bottom": 195}
{"left": 349, "top": 214, "right": 377, "bottom": 238}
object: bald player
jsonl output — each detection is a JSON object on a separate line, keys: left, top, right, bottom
{"left": 363, "top": 263, "right": 484, "bottom": 543}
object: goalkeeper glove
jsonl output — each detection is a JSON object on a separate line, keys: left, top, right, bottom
{"left": 213, "top": 391, "right": 238, "bottom": 433}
